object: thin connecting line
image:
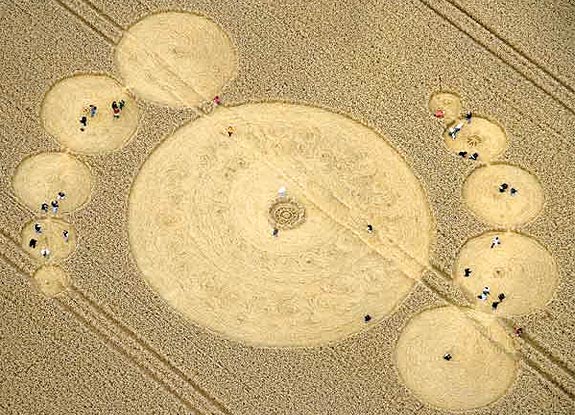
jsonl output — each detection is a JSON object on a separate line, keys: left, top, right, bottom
{"left": 443, "top": 0, "right": 574, "bottom": 95}
{"left": 415, "top": 0, "right": 575, "bottom": 115}
{"left": 51, "top": 0, "right": 116, "bottom": 45}
{"left": 261, "top": 0, "right": 575, "bottom": 116}
{"left": 0, "top": 243, "right": 221, "bottom": 414}
{"left": 1, "top": 163, "right": 572, "bottom": 404}
{"left": 68, "top": 286, "right": 235, "bottom": 415}
{"left": 82, "top": 0, "right": 126, "bottom": 31}
{"left": 205, "top": 107, "right": 537, "bottom": 341}
{"left": 55, "top": 295, "right": 204, "bottom": 414}
{"left": 37, "top": 0, "right": 575, "bottom": 129}
{"left": 168, "top": 105, "right": 575, "bottom": 402}
{"left": 6, "top": 0, "right": 575, "bottom": 404}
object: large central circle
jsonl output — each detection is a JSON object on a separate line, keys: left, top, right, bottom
{"left": 129, "top": 103, "right": 433, "bottom": 346}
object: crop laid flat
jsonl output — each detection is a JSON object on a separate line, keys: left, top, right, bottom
{"left": 1, "top": 1, "right": 574, "bottom": 414}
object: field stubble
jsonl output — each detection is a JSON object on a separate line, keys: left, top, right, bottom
{"left": 1, "top": 0, "right": 575, "bottom": 414}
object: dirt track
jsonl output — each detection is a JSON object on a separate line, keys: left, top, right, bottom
{"left": 1, "top": 1, "right": 574, "bottom": 414}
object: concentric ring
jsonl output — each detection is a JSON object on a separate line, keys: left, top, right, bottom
{"left": 129, "top": 102, "right": 433, "bottom": 346}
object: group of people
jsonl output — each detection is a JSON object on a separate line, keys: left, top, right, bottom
{"left": 111, "top": 99, "right": 125, "bottom": 119}
{"left": 437, "top": 110, "right": 472, "bottom": 140}
{"left": 422, "top": 108, "right": 532, "bottom": 360}
{"left": 32, "top": 191, "right": 70, "bottom": 259}
{"left": 79, "top": 104, "right": 98, "bottom": 131}
{"left": 40, "top": 191, "right": 65, "bottom": 215}
{"left": 490, "top": 235, "right": 501, "bottom": 249}
{"left": 464, "top": 237, "right": 505, "bottom": 310}
{"left": 28, "top": 216, "right": 70, "bottom": 260}
{"left": 79, "top": 99, "right": 125, "bottom": 131}
{"left": 477, "top": 286, "right": 506, "bottom": 311}
{"left": 435, "top": 109, "right": 480, "bottom": 161}
{"left": 457, "top": 151, "right": 479, "bottom": 161}
{"left": 460, "top": 234, "right": 513, "bottom": 311}
{"left": 499, "top": 183, "right": 518, "bottom": 196}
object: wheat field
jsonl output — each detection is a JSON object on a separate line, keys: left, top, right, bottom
{"left": 1, "top": 1, "right": 574, "bottom": 414}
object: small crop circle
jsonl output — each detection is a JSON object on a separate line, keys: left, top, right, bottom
{"left": 268, "top": 197, "right": 306, "bottom": 230}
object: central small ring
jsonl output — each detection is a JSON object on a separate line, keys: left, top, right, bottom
{"left": 268, "top": 197, "right": 306, "bottom": 230}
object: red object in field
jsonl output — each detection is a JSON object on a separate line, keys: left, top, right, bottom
{"left": 434, "top": 109, "right": 445, "bottom": 118}
{"left": 213, "top": 96, "right": 221, "bottom": 105}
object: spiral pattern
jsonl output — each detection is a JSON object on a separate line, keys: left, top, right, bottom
{"left": 129, "top": 102, "right": 433, "bottom": 346}
{"left": 268, "top": 197, "right": 306, "bottom": 230}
